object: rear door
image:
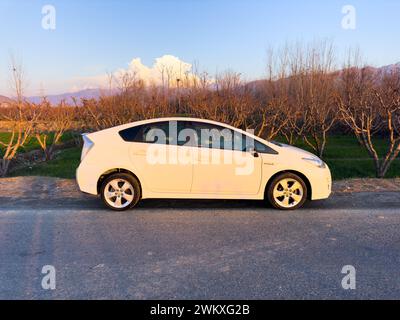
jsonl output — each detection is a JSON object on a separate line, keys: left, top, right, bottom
{"left": 120, "top": 120, "right": 194, "bottom": 193}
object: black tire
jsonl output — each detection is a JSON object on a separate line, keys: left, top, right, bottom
{"left": 267, "top": 172, "right": 307, "bottom": 210}
{"left": 100, "top": 173, "right": 141, "bottom": 211}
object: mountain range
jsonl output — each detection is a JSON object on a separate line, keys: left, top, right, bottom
{"left": 0, "top": 95, "right": 13, "bottom": 103}
{"left": 0, "top": 95, "right": 13, "bottom": 107}
{"left": 0, "top": 63, "right": 399, "bottom": 105}
{"left": 27, "top": 88, "right": 106, "bottom": 105}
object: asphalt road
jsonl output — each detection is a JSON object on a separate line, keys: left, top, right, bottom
{"left": 0, "top": 180, "right": 400, "bottom": 299}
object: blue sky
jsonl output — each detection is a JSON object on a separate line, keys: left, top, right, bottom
{"left": 0, "top": 0, "right": 400, "bottom": 95}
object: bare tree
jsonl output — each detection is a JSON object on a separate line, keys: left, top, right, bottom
{"left": 0, "top": 58, "right": 38, "bottom": 176}
{"left": 251, "top": 47, "right": 291, "bottom": 140}
{"left": 187, "top": 71, "right": 256, "bottom": 130}
{"left": 337, "top": 55, "right": 400, "bottom": 178}
{"left": 35, "top": 100, "right": 73, "bottom": 160}
{"left": 285, "top": 41, "right": 338, "bottom": 158}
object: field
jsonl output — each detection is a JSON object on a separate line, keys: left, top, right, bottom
{"left": 4, "top": 133, "right": 399, "bottom": 180}
{"left": 10, "top": 147, "right": 81, "bottom": 179}
{"left": 0, "top": 131, "right": 76, "bottom": 154}
{"left": 275, "top": 135, "right": 400, "bottom": 180}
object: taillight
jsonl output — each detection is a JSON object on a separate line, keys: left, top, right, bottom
{"left": 81, "top": 134, "right": 94, "bottom": 161}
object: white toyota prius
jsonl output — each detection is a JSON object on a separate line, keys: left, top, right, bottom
{"left": 76, "top": 117, "right": 331, "bottom": 211}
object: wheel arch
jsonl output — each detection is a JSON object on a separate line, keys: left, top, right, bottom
{"left": 97, "top": 168, "right": 142, "bottom": 196}
{"left": 264, "top": 170, "right": 312, "bottom": 200}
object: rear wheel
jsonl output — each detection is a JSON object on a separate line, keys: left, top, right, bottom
{"left": 100, "top": 173, "right": 141, "bottom": 211}
{"left": 267, "top": 173, "right": 307, "bottom": 210}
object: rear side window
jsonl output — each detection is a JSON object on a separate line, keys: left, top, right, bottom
{"left": 119, "top": 121, "right": 190, "bottom": 145}
{"left": 119, "top": 125, "right": 142, "bottom": 142}
{"left": 119, "top": 121, "right": 169, "bottom": 144}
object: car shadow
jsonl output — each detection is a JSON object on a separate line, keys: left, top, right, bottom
{"left": 138, "top": 198, "right": 267, "bottom": 209}
{"left": 137, "top": 192, "right": 400, "bottom": 211}
{"left": 1, "top": 191, "right": 399, "bottom": 212}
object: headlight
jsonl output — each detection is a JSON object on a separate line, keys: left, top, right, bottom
{"left": 302, "top": 157, "right": 326, "bottom": 168}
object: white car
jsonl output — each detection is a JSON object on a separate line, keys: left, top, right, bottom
{"left": 76, "top": 117, "right": 331, "bottom": 211}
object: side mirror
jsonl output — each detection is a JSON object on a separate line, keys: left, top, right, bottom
{"left": 245, "top": 146, "right": 259, "bottom": 157}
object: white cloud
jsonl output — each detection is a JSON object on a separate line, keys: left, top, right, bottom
{"left": 69, "top": 54, "right": 198, "bottom": 92}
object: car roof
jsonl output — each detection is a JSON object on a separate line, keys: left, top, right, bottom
{"left": 117, "top": 117, "right": 235, "bottom": 129}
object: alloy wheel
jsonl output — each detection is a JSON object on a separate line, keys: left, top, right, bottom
{"left": 272, "top": 178, "right": 304, "bottom": 208}
{"left": 103, "top": 178, "right": 135, "bottom": 209}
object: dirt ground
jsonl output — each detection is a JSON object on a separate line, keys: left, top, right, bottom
{"left": 0, "top": 176, "right": 399, "bottom": 199}
{"left": 333, "top": 178, "right": 400, "bottom": 193}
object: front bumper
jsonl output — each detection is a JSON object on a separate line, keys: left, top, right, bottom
{"left": 310, "top": 165, "right": 332, "bottom": 200}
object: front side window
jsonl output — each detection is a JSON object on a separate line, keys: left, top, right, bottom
{"left": 190, "top": 122, "right": 234, "bottom": 150}
{"left": 254, "top": 140, "right": 278, "bottom": 154}
{"left": 190, "top": 121, "right": 277, "bottom": 154}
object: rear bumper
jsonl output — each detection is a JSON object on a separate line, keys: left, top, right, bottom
{"left": 76, "top": 163, "right": 99, "bottom": 195}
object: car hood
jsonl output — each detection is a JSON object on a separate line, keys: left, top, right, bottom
{"left": 277, "top": 143, "right": 319, "bottom": 159}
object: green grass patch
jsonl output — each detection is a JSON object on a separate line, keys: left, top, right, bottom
{"left": 0, "top": 131, "right": 76, "bottom": 156}
{"left": 273, "top": 135, "right": 392, "bottom": 159}
{"left": 10, "top": 147, "right": 81, "bottom": 179}
{"left": 327, "top": 159, "right": 400, "bottom": 180}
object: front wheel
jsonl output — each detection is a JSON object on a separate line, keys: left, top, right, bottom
{"left": 100, "top": 173, "right": 141, "bottom": 211}
{"left": 267, "top": 173, "right": 307, "bottom": 210}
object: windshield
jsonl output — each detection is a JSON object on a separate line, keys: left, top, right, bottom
{"left": 269, "top": 140, "right": 284, "bottom": 147}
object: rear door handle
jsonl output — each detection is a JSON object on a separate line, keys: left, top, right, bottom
{"left": 132, "top": 147, "right": 147, "bottom": 156}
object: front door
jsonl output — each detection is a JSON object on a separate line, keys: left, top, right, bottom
{"left": 189, "top": 122, "right": 262, "bottom": 195}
